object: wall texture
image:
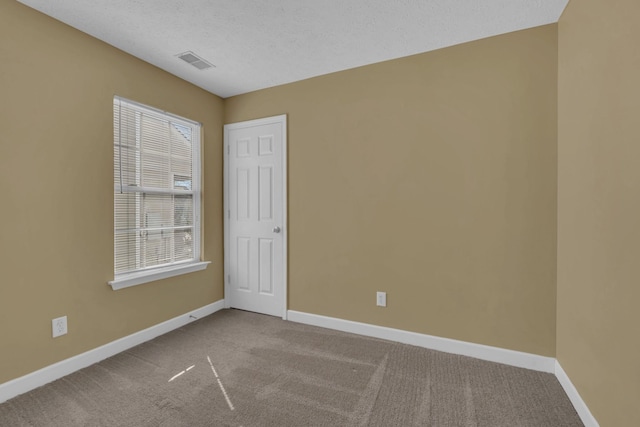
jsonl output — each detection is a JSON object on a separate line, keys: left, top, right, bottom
{"left": 0, "top": 1, "right": 224, "bottom": 384}
{"left": 225, "top": 25, "right": 558, "bottom": 356}
{"left": 557, "top": 0, "right": 640, "bottom": 425}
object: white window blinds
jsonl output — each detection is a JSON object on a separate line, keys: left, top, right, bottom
{"left": 113, "top": 97, "right": 201, "bottom": 276}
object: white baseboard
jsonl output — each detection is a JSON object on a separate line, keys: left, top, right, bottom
{"left": 287, "top": 310, "right": 556, "bottom": 373}
{"left": 555, "top": 361, "right": 599, "bottom": 427}
{"left": 0, "top": 299, "right": 225, "bottom": 404}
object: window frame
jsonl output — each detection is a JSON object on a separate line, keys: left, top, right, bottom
{"left": 108, "top": 96, "right": 208, "bottom": 290}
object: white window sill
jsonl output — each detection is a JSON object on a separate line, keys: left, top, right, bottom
{"left": 108, "top": 261, "right": 210, "bottom": 291}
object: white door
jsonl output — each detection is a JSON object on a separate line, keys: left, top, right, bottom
{"left": 224, "top": 115, "right": 287, "bottom": 318}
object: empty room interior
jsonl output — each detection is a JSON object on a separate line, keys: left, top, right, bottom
{"left": 1, "top": 0, "right": 638, "bottom": 425}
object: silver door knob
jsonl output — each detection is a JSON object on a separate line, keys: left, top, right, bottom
{"left": 272, "top": 226, "right": 281, "bottom": 233}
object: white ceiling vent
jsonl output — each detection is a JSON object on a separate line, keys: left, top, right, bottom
{"left": 176, "top": 51, "right": 215, "bottom": 70}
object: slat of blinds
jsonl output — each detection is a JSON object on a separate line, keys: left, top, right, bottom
{"left": 115, "top": 185, "right": 194, "bottom": 195}
{"left": 115, "top": 225, "right": 194, "bottom": 235}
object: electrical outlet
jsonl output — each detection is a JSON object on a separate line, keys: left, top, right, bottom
{"left": 376, "top": 292, "right": 387, "bottom": 307}
{"left": 52, "top": 316, "right": 67, "bottom": 338}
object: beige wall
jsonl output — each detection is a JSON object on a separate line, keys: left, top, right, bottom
{"left": 558, "top": 0, "right": 640, "bottom": 425}
{"left": 0, "top": 2, "right": 224, "bottom": 384}
{"left": 226, "top": 25, "right": 559, "bottom": 356}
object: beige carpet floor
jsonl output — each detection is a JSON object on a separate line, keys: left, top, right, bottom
{"left": 0, "top": 309, "right": 583, "bottom": 426}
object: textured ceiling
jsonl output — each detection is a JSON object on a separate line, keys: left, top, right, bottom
{"left": 18, "top": 0, "right": 569, "bottom": 98}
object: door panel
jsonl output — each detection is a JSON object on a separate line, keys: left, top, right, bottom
{"left": 259, "top": 238, "right": 274, "bottom": 295}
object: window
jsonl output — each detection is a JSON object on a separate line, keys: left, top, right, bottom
{"left": 110, "top": 97, "right": 207, "bottom": 290}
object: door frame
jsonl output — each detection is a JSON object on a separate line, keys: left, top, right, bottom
{"left": 223, "top": 114, "right": 288, "bottom": 319}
